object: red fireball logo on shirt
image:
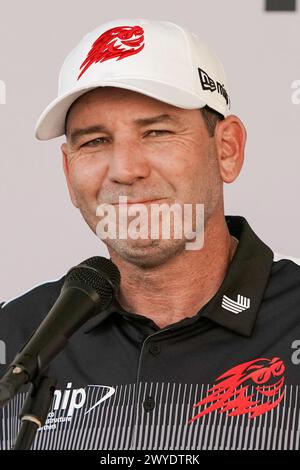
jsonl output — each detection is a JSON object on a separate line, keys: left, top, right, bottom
{"left": 189, "top": 357, "right": 285, "bottom": 423}
{"left": 77, "top": 25, "right": 145, "bottom": 80}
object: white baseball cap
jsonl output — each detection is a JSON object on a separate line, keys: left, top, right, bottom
{"left": 35, "top": 18, "right": 231, "bottom": 140}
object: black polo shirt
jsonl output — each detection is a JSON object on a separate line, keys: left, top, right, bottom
{"left": 1, "top": 215, "right": 300, "bottom": 450}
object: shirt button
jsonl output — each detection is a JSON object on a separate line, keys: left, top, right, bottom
{"left": 148, "top": 342, "right": 161, "bottom": 356}
{"left": 143, "top": 396, "right": 155, "bottom": 413}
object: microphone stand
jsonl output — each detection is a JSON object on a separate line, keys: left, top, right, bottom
{"left": 0, "top": 257, "right": 120, "bottom": 449}
{"left": 12, "top": 372, "right": 57, "bottom": 450}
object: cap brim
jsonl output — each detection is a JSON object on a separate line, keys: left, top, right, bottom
{"left": 34, "top": 79, "right": 209, "bottom": 140}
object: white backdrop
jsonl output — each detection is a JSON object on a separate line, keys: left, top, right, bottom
{"left": 0, "top": 0, "right": 299, "bottom": 300}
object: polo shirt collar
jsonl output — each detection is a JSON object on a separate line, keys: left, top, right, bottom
{"left": 84, "top": 216, "right": 274, "bottom": 337}
{"left": 200, "top": 216, "right": 274, "bottom": 336}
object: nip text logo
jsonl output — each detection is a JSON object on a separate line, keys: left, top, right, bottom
{"left": 0, "top": 80, "right": 6, "bottom": 104}
{"left": 39, "top": 383, "right": 116, "bottom": 431}
{"left": 95, "top": 196, "right": 205, "bottom": 250}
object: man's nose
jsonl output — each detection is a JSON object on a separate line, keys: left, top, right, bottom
{"left": 107, "top": 139, "right": 151, "bottom": 184}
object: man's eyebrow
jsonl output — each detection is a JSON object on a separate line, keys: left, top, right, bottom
{"left": 133, "top": 113, "right": 181, "bottom": 126}
{"left": 69, "top": 125, "right": 108, "bottom": 146}
{"left": 68, "top": 114, "right": 180, "bottom": 145}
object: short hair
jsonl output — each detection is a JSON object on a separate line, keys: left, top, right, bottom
{"left": 200, "top": 105, "right": 224, "bottom": 137}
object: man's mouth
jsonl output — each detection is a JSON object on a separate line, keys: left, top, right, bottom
{"left": 112, "top": 198, "right": 167, "bottom": 205}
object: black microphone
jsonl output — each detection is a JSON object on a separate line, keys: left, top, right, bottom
{"left": 0, "top": 256, "right": 120, "bottom": 407}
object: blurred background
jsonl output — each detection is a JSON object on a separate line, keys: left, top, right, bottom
{"left": 0, "top": 0, "right": 299, "bottom": 300}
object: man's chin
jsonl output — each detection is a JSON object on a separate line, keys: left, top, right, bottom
{"left": 104, "top": 237, "right": 186, "bottom": 268}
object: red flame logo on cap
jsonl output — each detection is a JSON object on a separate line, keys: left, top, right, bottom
{"left": 77, "top": 25, "right": 145, "bottom": 80}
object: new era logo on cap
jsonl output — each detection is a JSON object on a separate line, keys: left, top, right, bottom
{"left": 198, "top": 67, "right": 230, "bottom": 107}
{"left": 222, "top": 294, "right": 251, "bottom": 314}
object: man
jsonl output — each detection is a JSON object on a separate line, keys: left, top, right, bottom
{"left": 1, "top": 18, "right": 300, "bottom": 450}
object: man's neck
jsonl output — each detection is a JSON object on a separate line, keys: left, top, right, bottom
{"left": 109, "top": 216, "right": 238, "bottom": 329}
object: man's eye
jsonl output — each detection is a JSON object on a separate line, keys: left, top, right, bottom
{"left": 146, "top": 130, "right": 172, "bottom": 137}
{"left": 82, "top": 137, "right": 108, "bottom": 147}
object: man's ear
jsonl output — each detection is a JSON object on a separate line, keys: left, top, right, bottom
{"left": 61, "top": 142, "right": 79, "bottom": 208}
{"left": 214, "top": 115, "right": 247, "bottom": 183}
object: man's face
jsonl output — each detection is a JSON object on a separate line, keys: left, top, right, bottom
{"left": 62, "top": 87, "right": 223, "bottom": 267}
